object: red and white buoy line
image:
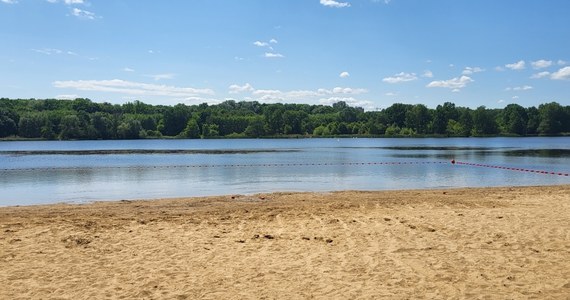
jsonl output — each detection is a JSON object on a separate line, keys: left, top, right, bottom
{"left": 1, "top": 160, "right": 568, "bottom": 176}
{"left": 451, "top": 159, "right": 569, "bottom": 177}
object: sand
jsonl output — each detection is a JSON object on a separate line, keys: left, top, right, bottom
{"left": 1, "top": 185, "right": 569, "bottom": 299}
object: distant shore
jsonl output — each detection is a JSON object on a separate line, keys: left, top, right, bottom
{"left": 2, "top": 133, "right": 569, "bottom": 142}
{"left": 1, "top": 185, "right": 569, "bottom": 299}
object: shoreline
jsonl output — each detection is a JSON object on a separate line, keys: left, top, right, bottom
{"left": 1, "top": 185, "right": 569, "bottom": 299}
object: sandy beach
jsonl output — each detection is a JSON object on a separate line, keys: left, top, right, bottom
{"left": 1, "top": 185, "right": 569, "bottom": 299}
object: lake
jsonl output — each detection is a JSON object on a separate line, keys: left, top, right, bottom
{"left": 1, "top": 137, "right": 569, "bottom": 206}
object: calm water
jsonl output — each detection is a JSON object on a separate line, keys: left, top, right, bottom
{"left": 1, "top": 137, "right": 569, "bottom": 206}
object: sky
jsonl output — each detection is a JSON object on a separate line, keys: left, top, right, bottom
{"left": 1, "top": 0, "right": 569, "bottom": 110}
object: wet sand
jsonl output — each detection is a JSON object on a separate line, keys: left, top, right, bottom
{"left": 1, "top": 185, "right": 569, "bottom": 299}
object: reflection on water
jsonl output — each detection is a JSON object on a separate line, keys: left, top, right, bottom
{"left": 0, "top": 137, "right": 568, "bottom": 206}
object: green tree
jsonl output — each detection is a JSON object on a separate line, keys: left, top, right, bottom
{"left": 91, "top": 112, "right": 115, "bottom": 139}
{"left": 59, "top": 115, "right": 84, "bottom": 139}
{"left": 202, "top": 124, "right": 219, "bottom": 137}
{"left": 432, "top": 102, "right": 459, "bottom": 134}
{"left": 472, "top": 106, "right": 498, "bottom": 136}
{"left": 180, "top": 118, "right": 200, "bottom": 138}
{"left": 537, "top": 102, "right": 565, "bottom": 134}
{"left": 526, "top": 107, "right": 540, "bottom": 134}
{"left": 458, "top": 109, "right": 473, "bottom": 136}
{"left": 244, "top": 118, "right": 265, "bottom": 137}
{"left": 18, "top": 114, "right": 48, "bottom": 138}
{"left": 501, "top": 104, "right": 528, "bottom": 135}
{"left": 161, "top": 104, "right": 190, "bottom": 136}
{"left": 117, "top": 118, "right": 143, "bottom": 139}
{"left": 405, "top": 104, "right": 430, "bottom": 134}
{"left": 0, "top": 109, "right": 18, "bottom": 137}
{"left": 385, "top": 124, "right": 401, "bottom": 136}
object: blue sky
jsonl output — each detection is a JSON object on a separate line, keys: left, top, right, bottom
{"left": 1, "top": 0, "right": 569, "bottom": 110}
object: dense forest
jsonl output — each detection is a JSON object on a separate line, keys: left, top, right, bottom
{"left": 0, "top": 98, "right": 569, "bottom": 140}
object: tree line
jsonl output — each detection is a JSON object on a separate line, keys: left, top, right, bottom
{"left": 0, "top": 98, "right": 569, "bottom": 140}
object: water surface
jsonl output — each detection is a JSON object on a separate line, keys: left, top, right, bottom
{"left": 1, "top": 137, "right": 568, "bottom": 206}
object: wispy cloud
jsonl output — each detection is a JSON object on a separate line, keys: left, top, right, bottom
{"left": 339, "top": 71, "right": 350, "bottom": 78}
{"left": 145, "top": 73, "right": 175, "bottom": 81}
{"left": 422, "top": 70, "right": 433, "bottom": 78}
{"left": 32, "top": 48, "right": 64, "bottom": 55}
{"left": 122, "top": 67, "right": 135, "bottom": 72}
{"left": 264, "top": 52, "right": 284, "bottom": 58}
{"left": 505, "top": 85, "right": 533, "bottom": 91}
{"left": 32, "top": 48, "right": 86, "bottom": 58}
{"left": 1, "top": 0, "right": 18, "bottom": 4}
{"left": 462, "top": 66, "right": 484, "bottom": 75}
{"left": 531, "top": 59, "right": 552, "bottom": 69}
{"left": 71, "top": 8, "right": 98, "bottom": 20}
{"left": 47, "top": 0, "right": 85, "bottom": 4}
{"left": 253, "top": 41, "right": 269, "bottom": 47}
{"left": 55, "top": 94, "right": 80, "bottom": 100}
{"left": 530, "top": 71, "right": 550, "bottom": 79}
{"left": 53, "top": 79, "right": 214, "bottom": 97}
{"left": 320, "top": 0, "right": 351, "bottom": 8}
{"left": 505, "top": 60, "right": 525, "bottom": 70}
{"left": 382, "top": 72, "right": 417, "bottom": 84}
{"left": 551, "top": 66, "right": 570, "bottom": 80}
{"left": 426, "top": 76, "right": 473, "bottom": 90}
{"left": 228, "top": 83, "right": 254, "bottom": 94}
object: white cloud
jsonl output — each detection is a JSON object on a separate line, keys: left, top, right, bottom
{"left": 269, "top": 39, "right": 278, "bottom": 44}
{"left": 505, "top": 60, "right": 525, "bottom": 70}
{"left": 530, "top": 71, "right": 550, "bottom": 79}
{"left": 331, "top": 87, "right": 368, "bottom": 94}
{"left": 512, "top": 96, "right": 519, "bottom": 100}
{"left": 320, "top": 0, "right": 350, "bottom": 8}
{"left": 531, "top": 59, "right": 552, "bottom": 69}
{"left": 1, "top": 0, "right": 18, "bottom": 4}
{"left": 32, "top": 48, "right": 63, "bottom": 55}
{"left": 339, "top": 71, "right": 350, "bottom": 78}
{"left": 234, "top": 85, "right": 370, "bottom": 107}
{"left": 264, "top": 52, "right": 284, "bottom": 58}
{"left": 253, "top": 41, "right": 269, "bottom": 47}
{"left": 234, "top": 56, "right": 244, "bottom": 61}
{"left": 385, "top": 92, "right": 397, "bottom": 96}
{"left": 497, "top": 99, "right": 504, "bottom": 104}
{"left": 558, "top": 60, "right": 567, "bottom": 66}
{"left": 426, "top": 76, "right": 473, "bottom": 90}
{"left": 495, "top": 66, "right": 505, "bottom": 72}
{"left": 123, "top": 67, "right": 135, "bottom": 72}
{"left": 229, "top": 83, "right": 254, "bottom": 94}
{"left": 320, "top": 97, "right": 375, "bottom": 111}
{"left": 382, "top": 72, "right": 417, "bottom": 84}
{"left": 53, "top": 79, "right": 214, "bottom": 98}
{"left": 505, "top": 85, "right": 533, "bottom": 91}
{"left": 422, "top": 70, "right": 433, "bottom": 78}
{"left": 462, "top": 66, "right": 484, "bottom": 75}
{"left": 71, "top": 8, "right": 97, "bottom": 20}
{"left": 551, "top": 66, "right": 570, "bottom": 80}
{"left": 145, "top": 73, "right": 175, "bottom": 81}
{"left": 55, "top": 94, "right": 79, "bottom": 100}
{"left": 47, "top": 0, "right": 85, "bottom": 4}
